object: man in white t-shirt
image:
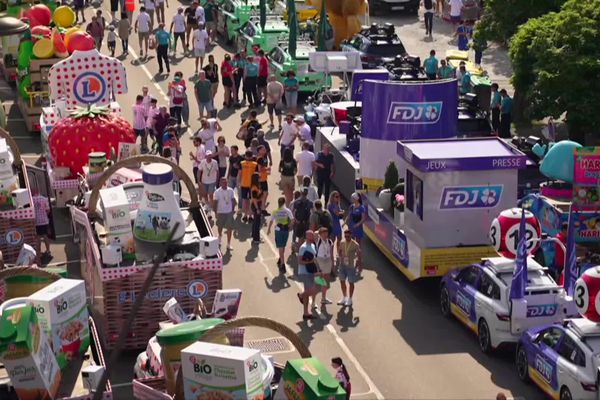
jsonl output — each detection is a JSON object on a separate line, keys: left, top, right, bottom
{"left": 199, "top": 150, "right": 219, "bottom": 208}
{"left": 170, "top": 7, "right": 187, "bottom": 55}
{"left": 295, "top": 142, "right": 316, "bottom": 186}
{"left": 449, "top": 0, "right": 463, "bottom": 29}
{"left": 135, "top": 7, "right": 152, "bottom": 58}
{"left": 194, "top": 4, "right": 205, "bottom": 25}
{"left": 144, "top": 0, "right": 156, "bottom": 30}
{"left": 278, "top": 113, "right": 298, "bottom": 159}
{"left": 193, "top": 24, "right": 209, "bottom": 73}
{"left": 213, "top": 177, "right": 237, "bottom": 250}
{"left": 295, "top": 116, "right": 313, "bottom": 149}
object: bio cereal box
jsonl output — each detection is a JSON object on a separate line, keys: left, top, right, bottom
{"left": 0, "top": 305, "right": 61, "bottom": 400}
{"left": 181, "top": 342, "right": 263, "bottom": 400}
{"left": 211, "top": 289, "right": 242, "bottom": 320}
{"left": 27, "top": 279, "right": 90, "bottom": 369}
{"left": 273, "top": 358, "right": 346, "bottom": 400}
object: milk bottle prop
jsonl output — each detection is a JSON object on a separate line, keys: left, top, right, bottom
{"left": 0, "top": 138, "right": 18, "bottom": 208}
{"left": 134, "top": 164, "right": 185, "bottom": 243}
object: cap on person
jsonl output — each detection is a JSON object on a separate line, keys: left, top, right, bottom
{"left": 178, "top": 6, "right": 183, "bottom": 10}
{"left": 351, "top": 192, "right": 360, "bottom": 201}
{"left": 294, "top": 116, "right": 305, "bottom": 123}
{"left": 205, "top": 150, "right": 213, "bottom": 157}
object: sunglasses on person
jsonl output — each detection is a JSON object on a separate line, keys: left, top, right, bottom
{"left": 344, "top": 232, "right": 351, "bottom": 236}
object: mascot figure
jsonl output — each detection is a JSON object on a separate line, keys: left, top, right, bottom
{"left": 306, "top": 0, "right": 369, "bottom": 47}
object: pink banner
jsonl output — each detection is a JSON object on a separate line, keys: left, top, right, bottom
{"left": 574, "top": 148, "right": 600, "bottom": 207}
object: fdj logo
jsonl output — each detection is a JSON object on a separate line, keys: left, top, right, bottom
{"left": 387, "top": 101, "right": 443, "bottom": 125}
{"left": 535, "top": 354, "right": 553, "bottom": 383}
{"left": 455, "top": 291, "right": 472, "bottom": 316}
{"left": 440, "top": 185, "right": 503, "bottom": 210}
{"left": 73, "top": 72, "right": 107, "bottom": 104}
{"left": 187, "top": 279, "right": 209, "bottom": 299}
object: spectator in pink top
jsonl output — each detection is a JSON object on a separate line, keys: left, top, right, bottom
{"left": 132, "top": 94, "right": 149, "bottom": 153}
{"left": 86, "top": 16, "right": 105, "bottom": 50}
{"left": 32, "top": 190, "right": 51, "bottom": 255}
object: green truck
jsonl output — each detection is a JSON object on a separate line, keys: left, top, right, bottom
{"left": 213, "top": 0, "right": 262, "bottom": 45}
{"left": 235, "top": 15, "right": 289, "bottom": 53}
{"left": 267, "top": 42, "right": 331, "bottom": 93}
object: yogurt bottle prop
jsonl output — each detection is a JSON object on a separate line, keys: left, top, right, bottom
{"left": 134, "top": 163, "right": 186, "bottom": 243}
{"left": 0, "top": 139, "right": 17, "bottom": 208}
{"left": 88, "top": 152, "right": 107, "bottom": 174}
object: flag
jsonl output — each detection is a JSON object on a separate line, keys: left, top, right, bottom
{"left": 510, "top": 210, "right": 528, "bottom": 300}
{"left": 563, "top": 206, "right": 577, "bottom": 296}
{"left": 287, "top": 0, "right": 297, "bottom": 59}
{"left": 317, "top": 0, "right": 327, "bottom": 51}
{"left": 259, "top": 0, "right": 266, "bottom": 30}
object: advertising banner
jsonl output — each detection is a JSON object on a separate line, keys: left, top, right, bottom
{"left": 573, "top": 147, "right": 600, "bottom": 208}
{"left": 361, "top": 79, "right": 458, "bottom": 140}
{"left": 350, "top": 70, "right": 391, "bottom": 101}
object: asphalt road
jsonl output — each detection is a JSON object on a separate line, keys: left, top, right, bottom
{"left": 1, "top": 3, "right": 535, "bottom": 399}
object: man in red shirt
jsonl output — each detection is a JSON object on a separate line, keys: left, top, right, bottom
{"left": 257, "top": 49, "right": 269, "bottom": 105}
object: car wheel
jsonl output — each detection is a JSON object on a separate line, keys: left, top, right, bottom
{"left": 440, "top": 286, "right": 451, "bottom": 318}
{"left": 516, "top": 345, "right": 530, "bottom": 382}
{"left": 560, "top": 386, "right": 572, "bottom": 400}
{"left": 478, "top": 319, "right": 492, "bottom": 353}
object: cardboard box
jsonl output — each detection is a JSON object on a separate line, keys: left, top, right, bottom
{"left": 81, "top": 365, "right": 105, "bottom": 392}
{"left": 0, "top": 305, "right": 61, "bottom": 400}
{"left": 211, "top": 289, "right": 242, "bottom": 320}
{"left": 0, "top": 138, "right": 14, "bottom": 178}
{"left": 181, "top": 342, "right": 263, "bottom": 400}
{"left": 274, "top": 358, "right": 346, "bottom": 400}
{"left": 99, "top": 185, "right": 135, "bottom": 258}
{"left": 163, "top": 297, "right": 187, "bottom": 324}
{"left": 27, "top": 279, "right": 90, "bottom": 369}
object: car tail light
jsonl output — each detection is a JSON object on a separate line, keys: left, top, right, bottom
{"left": 581, "top": 382, "right": 598, "bottom": 392}
{"left": 360, "top": 55, "right": 376, "bottom": 63}
{"left": 496, "top": 313, "right": 510, "bottom": 321}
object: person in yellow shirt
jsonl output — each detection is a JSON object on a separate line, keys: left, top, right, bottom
{"left": 239, "top": 149, "right": 257, "bottom": 222}
{"left": 256, "top": 144, "right": 271, "bottom": 217}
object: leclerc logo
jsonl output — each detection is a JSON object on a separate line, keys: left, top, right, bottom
{"left": 187, "top": 279, "right": 209, "bottom": 298}
{"left": 387, "top": 101, "right": 443, "bottom": 125}
{"left": 440, "top": 185, "right": 503, "bottom": 209}
{"left": 73, "top": 72, "right": 106, "bottom": 104}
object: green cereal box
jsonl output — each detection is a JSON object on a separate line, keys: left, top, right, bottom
{"left": 273, "top": 358, "right": 346, "bottom": 400}
{"left": 0, "top": 305, "right": 61, "bottom": 400}
{"left": 27, "top": 279, "right": 90, "bottom": 369}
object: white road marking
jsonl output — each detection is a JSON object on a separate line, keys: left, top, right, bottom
{"left": 126, "top": 47, "right": 167, "bottom": 99}
{"left": 259, "top": 231, "right": 384, "bottom": 400}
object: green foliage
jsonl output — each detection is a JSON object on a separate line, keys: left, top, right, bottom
{"left": 509, "top": 0, "right": 600, "bottom": 139}
{"left": 383, "top": 161, "right": 399, "bottom": 191}
{"left": 478, "top": 0, "right": 566, "bottom": 43}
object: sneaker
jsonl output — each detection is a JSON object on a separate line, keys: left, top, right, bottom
{"left": 242, "top": 216, "right": 248, "bottom": 223}
{"left": 321, "top": 298, "right": 332, "bottom": 305}
{"left": 345, "top": 298, "right": 353, "bottom": 306}
{"left": 337, "top": 297, "right": 347, "bottom": 305}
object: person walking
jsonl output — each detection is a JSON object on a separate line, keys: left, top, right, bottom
{"left": 151, "top": 106, "right": 170, "bottom": 153}
{"left": 257, "top": 129, "right": 273, "bottom": 165}
{"left": 346, "top": 192, "right": 366, "bottom": 274}
{"left": 232, "top": 52, "right": 246, "bottom": 106}
{"left": 438, "top": 59, "right": 455, "bottom": 79}
{"left": 199, "top": 150, "right": 219, "bottom": 209}
{"left": 256, "top": 144, "right": 270, "bottom": 216}
{"left": 250, "top": 172, "right": 263, "bottom": 243}
{"left": 32, "top": 190, "right": 52, "bottom": 255}
{"left": 449, "top": 0, "right": 463, "bottom": 32}
{"left": 194, "top": 1, "right": 205, "bottom": 26}
{"left": 196, "top": 117, "right": 221, "bottom": 152}
{"left": 243, "top": 55, "right": 260, "bottom": 108}
{"left": 315, "top": 227, "right": 334, "bottom": 305}
{"left": 499, "top": 89, "right": 513, "bottom": 139}
{"left": 267, "top": 197, "right": 294, "bottom": 273}
{"left": 240, "top": 150, "right": 258, "bottom": 222}
{"left": 170, "top": 7, "right": 187, "bottom": 55}
{"left": 279, "top": 148, "right": 297, "bottom": 205}
{"left": 297, "top": 230, "right": 319, "bottom": 320}
{"left": 302, "top": 175, "right": 319, "bottom": 203}
{"left": 315, "top": 144, "right": 334, "bottom": 202}
{"left": 423, "top": 49, "right": 438, "bottom": 80}
{"left": 459, "top": 64, "right": 471, "bottom": 95}
{"left": 184, "top": 1, "right": 198, "bottom": 51}
{"left": 107, "top": 25, "right": 117, "bottom": 57}
{"left": 266, "top": 75, "right": 284, "bottom": 130}
{"left": 331, "top": 357, "right": 351, "bottom": 399}
{"left": 194, "top": 71, "right": 214, "bottom": 120}
{"left": 257, "top": 49, "right": 269, "bottom": 103}
{"left": 204, "top": 0, "right": 217, "bottom": 44}
{"left": 154, "top": 23, "right": 171, "bottom": 74}
{"left": 193, "top": 23, "right": 209, "bottom": 73}
{"left": 295, "top": 116, "right": 313, "bottom": 151}
{"left": 117, "top": 13, "right": 131, "bottom": 55}
{"left": 490, "top": 83, "right": 501, "bottom": 135}
{"left": 292, "top": 188, "right": 313, "bottom": 249}
{"left": 337, "top": 229, "right": 360, "bottom": 306}
{"left": 143, "top": 0, "right": 156, "bottom": 31}
{"left": 146, "top": 97, "right": 159, "bottom": 142}
{"left": 203, "top": 54, "right": 219, "bottom": 102}
{"left": 216, "top": 136, "right": 229, "bottom": 180}
{"left": 295, "top": 142, "right": 315, "bottom": 186}
{"left": 86, "top": 16, "right": 104, "bottom": 50}
{"left": 132, "top": 95, "right": 149, "bottom": 152}
{"left": 221, "top": 54, "right": 234, "bottom": 107}
{"left": 135, "top": 7, "right": 152, "bottom": 58}
{"left": 284, "top": 70, "right": 299, "bottom": 113}
{"left": 227, "top": 144, "right": 243, "bottom": 214}
{"left": 423, "top": 0, "right": 434, "bottom": 37}
{"left": 74, "top": 0, "right": 86, "bottom": 24}
{"left": 327, "top": 191, "right": 344, "bottom": 248}
{"left": 190, "top": 136, "right": 206, "bottom": 184}
{"left": 309, "top": 200, "right": 333, "bottom": 233}
{"left": 168, "top": 72, "right": 186, "bottom": 127}
{"left": 213, "top": 177, "right": 236, "bottom": 251}
{"left": 155, "top": 0, "right": 168, "bottom": 25}
{"left": 279, "top": 113, "right": 298, "bottom": 159}
{"left": 455, "top": 19, "right": 471, "bottom": 51}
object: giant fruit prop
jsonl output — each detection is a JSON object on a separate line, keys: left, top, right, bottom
{"left": 49, "top": 105, "right": 136, "bottom": 176}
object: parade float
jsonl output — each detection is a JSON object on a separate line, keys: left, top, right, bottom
{"left": 70, "top": 155, "right": 222, "bottom": 350}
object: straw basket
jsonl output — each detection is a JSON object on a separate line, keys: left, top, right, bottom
{"left": 83, "top": 156, "right": 222, "bottom": 350}
{"left": 132, "top": 317, "right": 311, "bottom": 400}
{"left": 0, "top": 128, "right": 38, "bottom": 265}
{"left": 0, "top": 266, "right": 61, "bottom": 303}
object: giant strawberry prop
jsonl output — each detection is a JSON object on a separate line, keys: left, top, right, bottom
{"left": 49, "top": 105, "right": 136, "bottom": 177}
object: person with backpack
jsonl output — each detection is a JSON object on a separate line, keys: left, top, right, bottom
{"left": 315, "top": 227, "right": 335, "bottom": 305}
{"left": 267, "top": 197, "right": 294, "bottom": 273}
{"left": 309, "top": 200, "right": 332, "bottom": 234}
{"left": 293, "top": 188, "right": 313, "bottom": 249}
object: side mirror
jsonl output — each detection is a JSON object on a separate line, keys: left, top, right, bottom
{"left": 532, "top": 333, "right": 541, "bottom": 343}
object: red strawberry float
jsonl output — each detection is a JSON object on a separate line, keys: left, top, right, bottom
{"left": 49, "top": 105, "right": 136, "bottom": 177}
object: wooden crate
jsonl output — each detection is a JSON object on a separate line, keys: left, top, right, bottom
{"left": 16, "top": 96, "right": 42, "bottom": 132}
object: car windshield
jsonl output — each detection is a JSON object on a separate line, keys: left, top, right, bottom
{"left": 366, "top": 43, "right": 406, "bottom": 57}
{"left": 498, "top": 269, "right": 556, "bottom": 288}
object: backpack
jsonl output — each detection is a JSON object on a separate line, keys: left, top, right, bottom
{"left": 294, "top": 199, "right": 312, "bottom": 222}
{"left": 316, "top": 210, "right": 332, "bottom": 233}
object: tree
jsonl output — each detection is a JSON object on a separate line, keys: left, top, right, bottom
{"left": 478, "top": 0, "right": 566, "bottom": 44}
{"left": 509, "top": 0, "right": 600, "bottom": 143}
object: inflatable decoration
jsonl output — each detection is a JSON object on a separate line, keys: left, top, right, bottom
{"left": 17, "top": 40, "right": 33, "bottom": 69}
{"left": 52, "top": 29, "right": 68, "bottom": 58}
{"left": 31, "top": 25, "right": 52, "bottom": 42}
{"left": 26, "top": 4, "right": 52, "bottom": 27}
{"left": 489, "top": 208, "right": 542, "bottom": 259}
{"left": 33, "top": 38, "right": 54, "bottom": 59}
{"left": 48, "top": 105, "right": 136, "bottom": 176}
{"left": 53, "top": 5, "right": 76, "bottom": 28}
{"left": 64, "top": 26, "right": 82, "bottom": 48}
{"left": 574, "top": 267, "right": 600, "bottom": 322}
{"left": 66, "top": 31, "right": 95, "bottom": 53}
{"left": 539, "top": 140, "right": 582, "bottom": 183}
{"left": 306, "top": 0, "right": 368, "bottom": 47}
{"left": 18, "top": 75, "right": 31, "bottom": 100}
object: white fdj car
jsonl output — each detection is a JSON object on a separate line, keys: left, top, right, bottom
{"left": 517, "top": 318, "right": 600, "bottom": 400}
{"left": 440, "top": 257, "right": 578, "bottom": 353}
